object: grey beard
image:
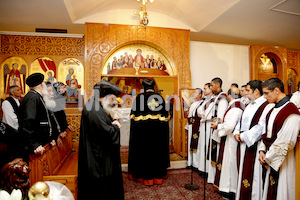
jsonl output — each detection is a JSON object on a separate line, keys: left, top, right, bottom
{"left": 44, "top": 95, "right": 56, "bottom": 110}
{"left": 42, "top": 87, "right": 56, "bottom": 110}
{"left": 101, "top": 98, "right": 115, "bottom": 116}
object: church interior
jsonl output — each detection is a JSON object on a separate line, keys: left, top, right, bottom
{"left": 0, "top": 0, "right": 300, "bottom": 199}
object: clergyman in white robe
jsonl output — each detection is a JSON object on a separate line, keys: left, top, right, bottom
{"left": 234, "top": 96, "right": 274, "bottom": 200}
{"left": 186, "top": 99, "right": 204, "bottom": 168}
{"left": 217, "top": 99, "right": 243, "bottom": 194}
{"left": 207, "top": 91, "right": 228, "bottom": 184}
{"left": 197, "top": 96, "right": 214, "bottom": 174}
{"left": 260, "top": 101, "right": 300, "bottom": 200}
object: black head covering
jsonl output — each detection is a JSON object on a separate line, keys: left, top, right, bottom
{"left": 93, "top": 81, "right": 121, "bottom": 98}
{"left": 26, "top": 73, "right": 44, "bottom": 87}
{"left": 53, "top": 82, "right": 66, "bottom": 95}
{"left": 142, "top": 79, "right": 155, "bottom": 90}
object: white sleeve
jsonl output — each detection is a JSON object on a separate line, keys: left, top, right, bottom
{"left": 233, "top": 119, "right": 241, "bottom": 136}
{"left": 265, "top": 114, "right": 300, "bottom": 171}
{"left": 217, "top": 98, "right": 228, "bottom": 121}
{"left": 290, "top": 92, "right": 300, "bottom": 108}
{"left": 218, "top": 108, "right": 242, "bottom": 137}
{"left": 2, "top": 100, "right": 18, "bottom": 128}
{"left": 241, "top": 104, "right": 275, "bottom": 147}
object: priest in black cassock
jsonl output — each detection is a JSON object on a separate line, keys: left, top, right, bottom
{"left": 78, "top": 81, "right": 124, "bottom": 200}
{"left": 19, "top": 73, "right": 54, "bottom": 162}
{"left": 128, "top": 79, "right": 170, "bottom": 186}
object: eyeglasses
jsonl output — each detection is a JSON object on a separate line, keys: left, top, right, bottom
{"left": 263, "top": 89, "right": 274, "bottom": 95}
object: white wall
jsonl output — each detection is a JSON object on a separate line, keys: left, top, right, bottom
{"left": 190, "top": 41, "right": 250, "bottom": 92}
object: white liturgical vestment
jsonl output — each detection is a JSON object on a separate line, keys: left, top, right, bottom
{"left": 234, "top": 96, "right": 274, "bottom": 200}
{"left": 260, "top": 102, "right": 300, "bottom": 200}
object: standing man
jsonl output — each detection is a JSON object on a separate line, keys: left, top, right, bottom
{"left": 78, "top": 81, "right": 124, "bottom": 200}
{"left": 128, "top": 79, "right": 170, "bottom": 186}
{"left": 213, "top": 88, "right": 244, "bottom": 199}
{"left": 2, "top": 85, "right": 21, "bottom": 131}
{"left": 19, "top": 73, "right": 53, "bottom": 162}
{"left": 234, "top": 80, "right": 274, "bottom": 200}
{"left": 197, "top": 83, "right": 214, "bottom": 176}
{"left": 240, "top": 84, "right": 250, "bottom": 106}
{"left": 185, "top": 88, "right": 203, "bottom": 169}
{"left": 259, "top": 78, "right": 300, "bottom": 200}
{"left": 1, "top": 85, "right": 21, "bottom": 164}
{"left": 207, "top": 77, "right": 228, "bottom": 184}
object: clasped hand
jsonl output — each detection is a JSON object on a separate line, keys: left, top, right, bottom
{"left": 112, "top": 120, "right": 121, "bottom": 128}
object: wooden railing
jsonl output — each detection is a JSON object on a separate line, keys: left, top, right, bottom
{"left": 29, "top": 130, "right": 78, "bottom": 199}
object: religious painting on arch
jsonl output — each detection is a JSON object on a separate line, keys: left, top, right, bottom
{"left": 102, "top": 44, "right": 173, "bottom": 76}
{"left": 29, "top": 57, "right": 57, "bottom": 84}
{"left": 1, "top": 56, "right": 27, "bottom": 99}
{"left": 287, "top": 68, "right": 297, "bottom": 95}
{"left": 57, "top": 58, "right": 84, "bottom": 103}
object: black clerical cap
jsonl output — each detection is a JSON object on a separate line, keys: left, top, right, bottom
{"left": 142, "top": 79, "right": 155, "bottom": 90}
{"left": 53, "top": 82, "right": 65, "bottom": 93}
{"left": 26, "top": 73, "right": 44, "bottom": 87}
{"left": 93, "top": 81, "right": 121, "bottom": 97}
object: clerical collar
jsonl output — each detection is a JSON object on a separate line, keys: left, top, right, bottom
{"left": 146, "top": 89, "right": 154, "bottom": 92}
{"left": 251, "top": 95, "right": 265, "bottom": 105}
{"left": 31, "top": 89, "right": 42, "bottom": 97}
{"left": 275, "top": 96, "right": 289, "bottom": 108}
{"left": 215, "top": 90, "right": 223, "bottom": 96}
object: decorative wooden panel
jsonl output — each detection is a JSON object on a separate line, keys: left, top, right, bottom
{"left": 287, "top": 50, "right": 300, "bottom": 93}
{"left": 1, "top": 35, "right": 84, "bottom": 56}
{"left": 85, "top": 23, "right": 191, "bottom": 155}
{"left": 250, "top": 45, "right": 288, "bottom": 91}
{"left": 85, "top": 23, "right": 191, "bottom": 97}
{"left": 65, "top": 108, "right": 82, "bottom": 152}
{"left": 0, "top": 35, "right": 84, "bottom": 75}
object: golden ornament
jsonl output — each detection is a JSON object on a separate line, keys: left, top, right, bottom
{"left": 28, "top": 181, "right": 50, "bottom": 200}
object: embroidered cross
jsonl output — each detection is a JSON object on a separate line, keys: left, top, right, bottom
{"left": 193, "top": 133, "right": 198, "bottom": 139}
{"left": 217, "top": 163, "right": 222, "bottom": 171}
{"left": 148, "top": 98, "right": 159, "bottom": 110}
{"left": 270, "top": 176, "right": 275, "bottom": 186}
{"left": 243, "top": 179, "right": 250, "bottom": 188}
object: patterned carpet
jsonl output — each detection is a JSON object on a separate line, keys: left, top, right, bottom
{"left": 123, "top": 168, "right": 224, "bottom": 200}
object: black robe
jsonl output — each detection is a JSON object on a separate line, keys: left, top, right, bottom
{"left": 53, "top": 95, "right": 69, "bottom": 132}
{"left": 0, "top": 119, "right": 18, "bottom": 169}
{"left": 78, "top": 98, "right": 124, "bottom": 200}
{"left": 19, "top": 90, "right": 53, "bottom": 161}
{"left": 128, "top": 91, "right": 170, "bottom": 180}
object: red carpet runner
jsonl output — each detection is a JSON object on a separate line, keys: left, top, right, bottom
{"left": 123, "top": 168, "right": 224, "bottom": 199}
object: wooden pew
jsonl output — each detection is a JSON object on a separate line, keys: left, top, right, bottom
{"left": 29, "top": 130, "right": 78, "bottom": 199}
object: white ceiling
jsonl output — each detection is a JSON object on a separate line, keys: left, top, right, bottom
{"left": 0, "top": 0, "right": 300, "bottom": 50}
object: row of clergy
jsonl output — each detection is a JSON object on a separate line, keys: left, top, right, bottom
{"left": 186, "top": 77, "right": 300, "bottom": 200}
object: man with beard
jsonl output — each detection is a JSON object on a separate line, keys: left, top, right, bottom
{"left": 52, "top": 82, "right": 72, "bottom": 138}
{"left": 19, "top": 73, "right": 53, "bottom": 162}
{"left": 45, "top": 82, "right": 62, "bottom": 146}
{"left": 128, "top": 79, "right": 170, "bottom": 186}
{"left": 78, "top": 81, "right": 124, "bottom": 200}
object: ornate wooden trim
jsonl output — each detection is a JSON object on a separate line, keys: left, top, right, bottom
{"left": 85, "top": 23, "right": 191, "bottom": 97}
{"left": 85, "top": 23, "right": 191, "bottom": 155}
{"left": 250, "top": 45, "right": 288, "bottom": 91}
